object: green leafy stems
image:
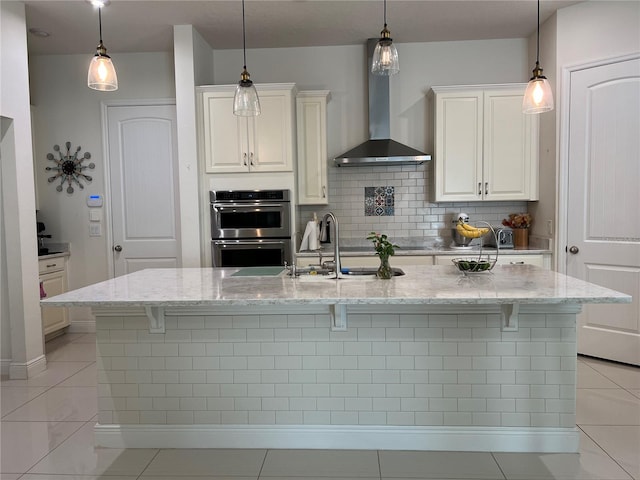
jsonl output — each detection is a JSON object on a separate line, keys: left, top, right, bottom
{"left": 366, "top": 232, "right": 399, "bottom": 258}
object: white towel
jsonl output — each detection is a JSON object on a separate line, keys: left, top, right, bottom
{"left": 300, "top": 220, "right": 319, "bottom": 251}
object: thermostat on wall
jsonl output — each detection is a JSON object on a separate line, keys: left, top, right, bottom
{"left": 87, "top": 194, "right": 103, "bottom": 207}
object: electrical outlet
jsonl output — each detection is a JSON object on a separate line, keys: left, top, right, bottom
{"left": 89, "top": 223, "right": 102, "bottom": 237}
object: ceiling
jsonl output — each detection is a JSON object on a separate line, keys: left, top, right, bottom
{"left": 24, "top": 0, "right": 581, "bottom": 56}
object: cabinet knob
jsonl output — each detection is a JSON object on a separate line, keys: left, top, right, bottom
{"left": 485, "top": 182, "right": 488, "bottom": 195}
{"left": 114, "top": 245, "right": 123, "bottom": 252}
{"left": 250, "top": 152, "right": 254, "bottom": 166}
{"left": 569, "top": 245, "right": 579, "bottom": 254}
{"left": 243, "top": 153, "right": 248, "bottom": 166}
{"left": 478, "top": 182, "right": 482, "bottom": 195}
{"left": 322, "top": 186, "right": 326, "bottom": 198}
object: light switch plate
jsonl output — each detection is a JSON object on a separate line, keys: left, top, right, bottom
{"left": 89, "top": 223, "right": 102, "bottom": 236}
{"left": 89, "top": 210, "right": 102, "bottom": 222}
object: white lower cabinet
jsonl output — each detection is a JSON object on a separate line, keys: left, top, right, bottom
{"left": 39, "top": 256, "right": 69, "bottom": 335}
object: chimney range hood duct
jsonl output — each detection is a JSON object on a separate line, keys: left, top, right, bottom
{"left": 334, "top": 39, "right": 431, "bottom": 167}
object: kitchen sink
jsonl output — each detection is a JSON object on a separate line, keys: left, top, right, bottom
{"left": 291, "top": 266, "right": 405, "bottom": 280}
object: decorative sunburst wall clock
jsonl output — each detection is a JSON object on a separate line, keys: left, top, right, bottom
{"left": 46, "top": 141, "right": 95, "bottom": 194}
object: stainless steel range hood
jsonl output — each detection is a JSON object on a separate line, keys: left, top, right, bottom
{"left": 334, "top": 39, "right": 431, "bottom": 167}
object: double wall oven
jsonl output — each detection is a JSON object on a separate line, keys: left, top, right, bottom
{"left": 210, "top": 190, "right": 292, "bottom": 267}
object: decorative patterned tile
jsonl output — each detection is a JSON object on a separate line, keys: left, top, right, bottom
{"left": 364, "top": 186, "right": 394, "bottom": 216}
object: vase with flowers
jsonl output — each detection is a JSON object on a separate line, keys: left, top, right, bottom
{"left": 502, "top": 213, "right": 532, "bottom": 249}
{"left": 366, "top": 232, "right": 399, "bottom": 279}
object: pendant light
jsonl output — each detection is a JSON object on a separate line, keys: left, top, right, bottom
{"left": 523, "top": 0, "right": 553, "bottom": 113}
{"left": 371, "top": 0, "right": 399, "bottom": 76}
{"left": 87, "top": 4, "right": 118, "bottom": 91}
{"left": 233, "top": 0, "right": 260, "bottom": 116}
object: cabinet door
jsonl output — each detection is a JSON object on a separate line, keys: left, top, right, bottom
{"left": 250, "top": 90, "right": 293, "bottom": 172}
{"left": 434, "top": 92, "right": 483, "bottom": 201}
{"left": 297, "top": 92, "right": 329, "bottom": 204}
{"left": 202, "top": 92, "right": 248, "bottom": 173}
{"left": 483, "top": 89, "right": 538, "bottom": 200}
{"left": 40, "top": 271, "right": 69, "bottom": 335}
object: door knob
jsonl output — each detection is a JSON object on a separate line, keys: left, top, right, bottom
{"left": 114, "top": 245, "right": 123, "bottom": 252}
{"left": 568, "top": 245, "right": 579, "bottom": 254}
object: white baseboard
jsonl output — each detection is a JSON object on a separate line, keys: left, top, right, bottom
{"left": 8, "top": 354, "right": 47, "bottom": 379}
{"left": 68, "top": 320, "right": 96, "bottom": 333}
{"left": 94, "top": 423, "right": 580, "bottom": 453}
{"left": 0, "top": 358, "right": 11, "bottom": 376}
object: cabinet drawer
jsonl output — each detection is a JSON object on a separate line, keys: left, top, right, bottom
{"left": 39, "top": 257, "right": 65, "bottom": 274}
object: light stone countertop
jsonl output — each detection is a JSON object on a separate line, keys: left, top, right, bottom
{"left": 41, "top": 265, "right": 630, "bottom": 308}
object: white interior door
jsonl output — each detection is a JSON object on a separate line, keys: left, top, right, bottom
{"left": 567, "top": 57, "right": 640, "bottom": 365}
{"left": 106, "top": 103, "right": 180, "bottom": 277}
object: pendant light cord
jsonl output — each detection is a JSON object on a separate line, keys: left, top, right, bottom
{"left": 383, "top": 0, "right": 388, "bottom": 28}
{"left": 242, "top": 0, "right": 247, "bottom": 69}
{"left": 536, "top": 0, "right": 540, "bottom": 64}
{"left": 98, "top": 7, "right": 103, "bottom": 44}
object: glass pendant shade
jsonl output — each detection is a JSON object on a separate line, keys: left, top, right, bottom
{"left": 88, "top": 45, "right": 118, "bottom": 91}
{"left": 233, "top": 69, "right": 261, "bottom": 116}
{"left": 372, "top": 34, "right": 399, "bottom": 76}
{"left": 523, "top": 67, "right": 554, "bottom": 113}
{"left": 233, "top": 0, "right": 260, "bottom": 116}
{"left": 523, "top": 0, "right": 553, "bottom": 113}
{"left": 87, "top": 7, "right": 117, "bottom": 91}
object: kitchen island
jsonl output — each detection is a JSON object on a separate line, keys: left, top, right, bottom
{"left": 42, "top": 265, "right": 630, "bottom": 452}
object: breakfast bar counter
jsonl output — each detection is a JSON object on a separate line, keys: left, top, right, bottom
{"left": 43, "top": 265, "right": 630, "bottom": 452}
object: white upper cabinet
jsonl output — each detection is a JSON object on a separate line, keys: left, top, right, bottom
{"left": 431, "top": 84, "right": 539, "bottom": 202}
{"left": 296, "top": 91, "right": 330, "bottom": 205}
{"left": 198, "top": 84, "right": 296, "bottom": 173}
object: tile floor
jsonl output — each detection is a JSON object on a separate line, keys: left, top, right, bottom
{"left": 1, "top": 332, "right": 638, "bottom": 479}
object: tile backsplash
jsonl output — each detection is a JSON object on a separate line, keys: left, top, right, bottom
{"left": 298, "top": 163, "right": 527, "bottom": 249}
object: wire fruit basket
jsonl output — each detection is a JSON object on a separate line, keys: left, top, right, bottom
{"left": 451, "top": 222, "right": 499, "bottom": 274}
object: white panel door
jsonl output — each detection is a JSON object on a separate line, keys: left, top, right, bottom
{"left": 107, "top": 104, "right": 180, "bottom": 277}
{"left": 568, "top": 57, "right": 640, "bottom": 365}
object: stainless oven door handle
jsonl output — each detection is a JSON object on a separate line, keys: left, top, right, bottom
{"left": 213, "top": 204, "right": 286, "bottom": 210}
{"left": 213, "top": 240, "right": 287, "bottom": 246}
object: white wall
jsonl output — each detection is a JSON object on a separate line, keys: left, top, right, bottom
{"left": 29, "top": 52, "right": 176, "bottom": 322}
{"left": 1, "top": 118, "right": 13, "bottom": 369}
{"left": 1, "top": 1, "right": 45, "bottom": 378}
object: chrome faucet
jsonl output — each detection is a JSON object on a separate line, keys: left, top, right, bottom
{"left": 322, "top": 212, "right": 342, "bottom": 279}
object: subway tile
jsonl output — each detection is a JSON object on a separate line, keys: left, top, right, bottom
{"left": 276, "top": 410, "right": 303, "bottom": 424}
{"left": 317, "top": 369, "right": 344, "bottom": 383}
{"left": 343, "top": 341, "right": 372, "bottom": 355}
{"left": 331, "top": 384, "right": 358, "bottom": 397}
{"left": 359, "top": 411, "right": 387, "bottom": 425}
{"left": 189, "top": 329, "right": 219, "bottom": 342}
{"left": 220, "top": 384, "right": 248, "bottom": 397}
{"left": 138, "top": 357, "right": 165, "bottom": 370}
{"left": 193, "top": 357, "right": 220, "bottom": 370}
{"left": 303, "top": 383, "right": 330, "bottom": 397}
{"left": 193, "top": 410, "right": 221, "bottom": 423}
{"left": 207, "top": 398, "right": 234, "bottom": 410}
{"left": 250, "top": 410, "right": 276, "bottom": 424}
{"left": 151, "top": 343, "right": 178, "bottom": 357}
{"left": 234, "top": 342, "right": 261, "bottom": 356}
{"left": 516, "top": 398, "right": 546, "bottom": 412}
{"left": 275, "top": 355, "right": 302, "bottom": 370}
{"left": 345, "top": 397, "right": 372, "bottom": 411}
{"left": 248, "top": 384, "right": 274, "bottom": 397}
{"left": 289, "top": 370, "right": 317, "bottom": 384}
{"left": 414, "top": 356, "right": 443, "bottom": 370}
{"left": 289, "top": 342, "right": 317, "bottom": 355}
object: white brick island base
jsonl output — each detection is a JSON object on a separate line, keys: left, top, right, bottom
{"left": 95, "top": 304, "right": 579, "bottom": 452}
